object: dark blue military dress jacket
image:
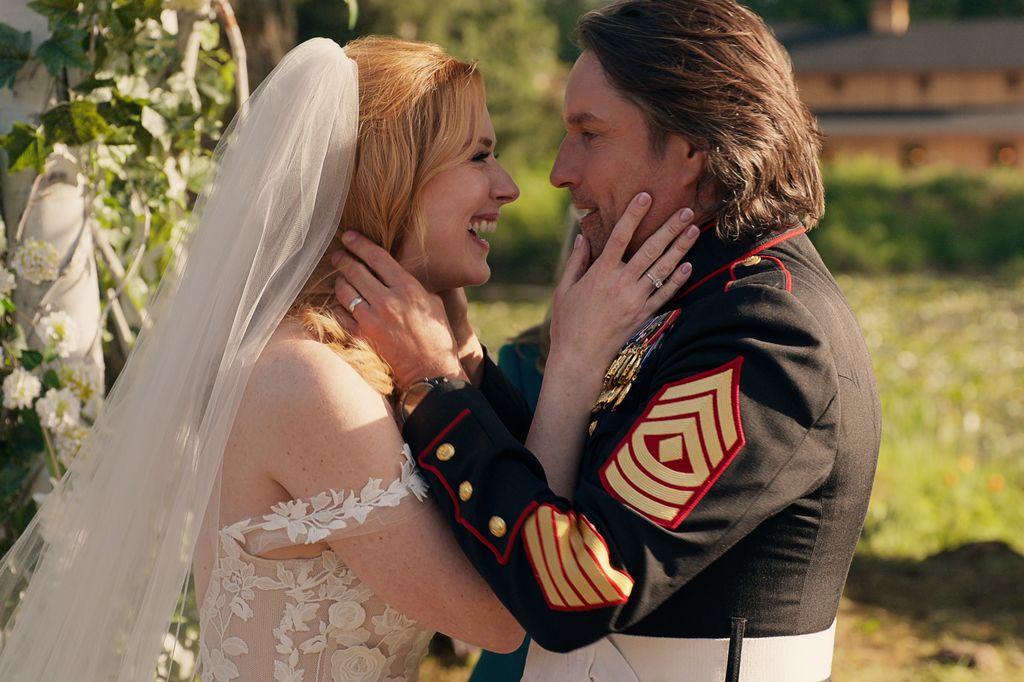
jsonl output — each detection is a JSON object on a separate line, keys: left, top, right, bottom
{"left": 404, "top": 225, "right": 882, "bottom": 653}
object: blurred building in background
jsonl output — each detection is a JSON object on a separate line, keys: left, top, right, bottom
{"left": 779, "top": 0, "right": 1024, "bottom": 170}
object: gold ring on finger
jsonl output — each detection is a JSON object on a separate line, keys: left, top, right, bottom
{"left": 645, "top": 271, "right": 663, "bottom": 289}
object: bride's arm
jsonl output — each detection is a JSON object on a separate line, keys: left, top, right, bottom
{"left": 241, "top": 336, "right": 524, "bottom": 652}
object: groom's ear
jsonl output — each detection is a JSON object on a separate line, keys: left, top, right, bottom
{"left": 666, "top": 134, "right": 707, "bottom": 188}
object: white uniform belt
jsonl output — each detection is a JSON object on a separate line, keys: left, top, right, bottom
{"left": 522, "top": 619, "right": 836, "bottom": 682}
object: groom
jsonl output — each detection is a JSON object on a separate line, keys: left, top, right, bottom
{"left": 338, "top": 1, "right": 880, "bottom": 680}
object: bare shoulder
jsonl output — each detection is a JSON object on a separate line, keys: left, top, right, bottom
{"left": 246, "top": 323, "right": 391, "bottom": 429}
{"left": 233, "top": 322, "right": 403, "bottom": 493}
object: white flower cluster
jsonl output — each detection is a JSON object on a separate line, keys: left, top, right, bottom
{"left": 36, "top": 311, "right": 78, "bottom": 358}
{"left": 2, "top": 368, "right": 41, "bottom": 410}
{"left": 0, "top": 266, "right": 15, "bottom": 298}
{"left": 54, "top": 423, "right": 89, "bottom": 467}
{"left": 59, "top": 359, "right": 104, "bottom": 405}
{"left": 35, "top": 388, "right": 81, "bottom": 433}
{"left": 10, "top": 239, "right": 61, "bottom": 284}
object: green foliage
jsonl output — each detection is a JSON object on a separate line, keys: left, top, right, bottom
{"left": 812, "top": 160, "right": 1024, "bottom": 276}
{"left": 0, "top": 24, "right": 32, "bottom": 88}
{"left": 540, "top": 0, "right": 590, "bottom": 63}
{"left": 35, "top": 25, "right": 91, "bottom": 75}
{"left": 842, "top": 274, "right": 1024, "bottom": 559}
{"left": 0, "top": 0, "right": 236, "bottom": 585}
{"left": 470, "top": 159, "right": 1024, "bottom": 285}
{"left": 41, "top": 101, "right": 112, "bottom": 145}
{"left": 301, "top": 0, "right": 566, "bottom": 167}
{"left": 485, "top": 163, "right": 570, "bottom": 285}
{"left": 28, "top": 0, "right": 80, "bottom": 24}
{"left": 0, "top": 122, "right": 46, "bottom": 173}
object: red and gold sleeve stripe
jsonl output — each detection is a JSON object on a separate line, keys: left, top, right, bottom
{"left": 522, "top": 504, "right": 634, "bottom": 611}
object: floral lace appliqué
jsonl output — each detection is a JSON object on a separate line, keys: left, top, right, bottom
{"left": 198, "top": 445, "right": 433, "bottom": 681}
{"left": 255, "top": 445, "right": 428, "bottom": 546}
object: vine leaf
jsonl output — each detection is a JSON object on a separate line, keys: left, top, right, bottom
{"left": 0, "top": 122, "right": 48, "bottom": 173}
{"left": 35, "top": 26, "right": 90, "bottom": 76}
{"left": 20, "top": 350, "right": 43, "bottom": 371}
{"left": 42, "top": 100, "right": 111, "bottom": 146}
{"left": 26, "top": 0, "right": 79, "bottom": 26}
{"left": 42, "top": 369, "right": 61, "bottom": 390}
{"left": 0, "top": 23, "right": 32, "bottom": 89}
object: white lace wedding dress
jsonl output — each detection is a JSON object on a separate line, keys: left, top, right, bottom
{"left": 197, "top": 446, "right": 434, "bottom": 681}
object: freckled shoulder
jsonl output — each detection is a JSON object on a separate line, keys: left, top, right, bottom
{"left": 240, "top": 329, "right": 395, "bottom": 450}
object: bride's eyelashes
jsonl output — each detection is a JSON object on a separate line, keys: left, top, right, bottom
{"left": 471, "top": 150, "right": 500, "bottom": 162}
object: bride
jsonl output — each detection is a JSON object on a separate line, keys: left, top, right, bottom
{"left": 0, "top": 36, "right": 695, "bottom": 681}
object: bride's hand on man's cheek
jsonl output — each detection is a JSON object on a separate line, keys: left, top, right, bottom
{"left": 548, "top": 192, "right": 699, "bottom": 373}
{"left": 330, "top": 232, "right": 468, "bottom": 389}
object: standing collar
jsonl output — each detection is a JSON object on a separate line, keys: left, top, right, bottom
{"left": 663, "top": 222, "right": 808, "bottom": 308}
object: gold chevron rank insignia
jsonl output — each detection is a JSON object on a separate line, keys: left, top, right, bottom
{"left": 599, "top": 357, "right": 746, "bottom": 529}
{"left": 523, "top": 504, "right": 634, "bottom": 611}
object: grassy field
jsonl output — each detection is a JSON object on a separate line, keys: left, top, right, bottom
{"left": 421, "top": 273, "right": 1024, "bottom": 681}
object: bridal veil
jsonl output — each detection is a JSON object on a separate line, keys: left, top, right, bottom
{"left": 0, "top": 38, "right": 359, "bottom": 679}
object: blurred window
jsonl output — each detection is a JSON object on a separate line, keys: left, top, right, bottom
{"left": 902, "top": 142, "right": 928, "bottom": 168}
{"left": 992, "top": 143, "right": 1018, "bottom": 168}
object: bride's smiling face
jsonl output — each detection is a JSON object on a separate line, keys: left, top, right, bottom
{"left": 398, "top": 107, "right": 519, "bottom": 292}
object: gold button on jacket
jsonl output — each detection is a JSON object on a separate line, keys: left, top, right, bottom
{"left": 436, "top": 443, "right": 455, "bottom": 461}
{"left": 488, "top": 516, "right": 507, "bottom": 537}
{"left": 458, "top": 481, "right": 473, "bottom": 501}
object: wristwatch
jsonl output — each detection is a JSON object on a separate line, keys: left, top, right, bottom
{"left": 399, "top": 377, "right": 452, "bottom": 424}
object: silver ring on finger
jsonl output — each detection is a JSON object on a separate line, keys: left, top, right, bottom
{"left": 645, "top": 271, "right": 663, "bottom": 290}
{"left": 347, "top": 295, "right": 365, "bottom": 313}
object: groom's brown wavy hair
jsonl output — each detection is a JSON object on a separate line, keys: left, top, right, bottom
{"left": 294, "top": 37, "right": 485, "bottom": 398}
{"left": 576, "top": 0, "right": 824, "bottom": 241}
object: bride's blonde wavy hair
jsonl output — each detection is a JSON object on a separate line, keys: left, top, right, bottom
{"left": 289, "top": 36, "right": 485, "bottom": 399}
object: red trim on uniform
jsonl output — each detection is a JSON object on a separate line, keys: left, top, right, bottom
{"left": 577, "top": 514, "right": 632, "bottom": 601}
{"left": 724, "top": 259, "right": 744, "bottom": 292}
{"left": 416, "top": 409, "right": 471, "bottom": 463}
{"left": 550, "top": 510, "right": 592, "bottom": 606}
{"left": 647, "top": 309, "right": 681, "bottom": 346}
{"left": 760, "top": 255, "right": 792, "bottom": 292}
{"left": 416, "top": 409, "right": 536, "bottom": 565}
{"left": 523, "top": 514, "right": 554, "bottom": 606}
{"left": 680, "top": 228, "right": 806, "bottom": 300}
{"left": 598, "top": 357, "right": 747, "bottom": 529}
{"left": 623, "top": 407, "right": 716, "bottom": 487}
{"left": 569, "top": 542, "right": 609, "bottom": 605}
{"left": 724, "top": 253, "right": 793, "bottom": 293}
{"left": 524, "top": 503, "right": 633, "bottom": 612}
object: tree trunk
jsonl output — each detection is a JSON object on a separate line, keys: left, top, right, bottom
{"left": 230, "top": 0, "right": 298, "bottom": 89}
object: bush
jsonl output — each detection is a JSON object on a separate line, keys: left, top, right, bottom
{"left": 483, "top": 158, "right": 1024, "bottom": 284}
{"left": 813, "top": 159, "right": 1024, "bottom": 276}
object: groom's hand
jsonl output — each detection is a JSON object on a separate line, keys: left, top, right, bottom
{"left": 332, "top": 231, "right": 468, "bottom": 389}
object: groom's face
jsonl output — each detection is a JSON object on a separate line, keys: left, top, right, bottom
{"left": 551, "top": 51, "right": 699, "bottom": 260}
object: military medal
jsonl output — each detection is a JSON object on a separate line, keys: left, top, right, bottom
{"left": 591, "top": 309, "right": 681, "bottom": 423}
